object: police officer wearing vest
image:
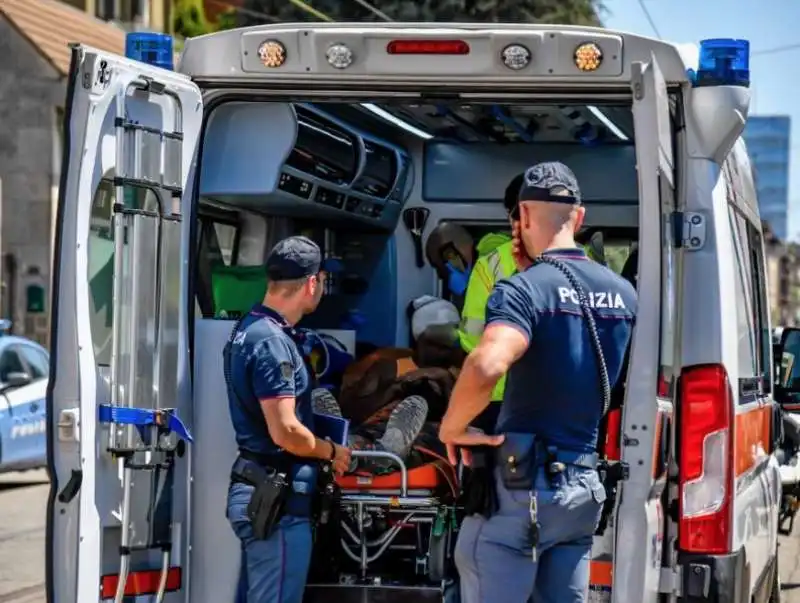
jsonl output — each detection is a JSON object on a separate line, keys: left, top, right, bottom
{"left": 226, "top": 236, "right": 352, "bottom": 603}
{"left": 440, "top": 162, "right": 636, "bottom": 603}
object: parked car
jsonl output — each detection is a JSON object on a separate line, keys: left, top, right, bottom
{"left": 0, "top": 331, "right": 48, "bottom": 473}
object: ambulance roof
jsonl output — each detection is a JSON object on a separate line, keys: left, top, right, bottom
{"left": 178, "top": 23, "right": 691, "bottom": 86}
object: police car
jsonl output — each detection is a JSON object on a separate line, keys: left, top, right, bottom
{"left": 47, "top": 25, "right": 782, "bottom": 603}
{"left": 0, "top": 324, "right": 48, "bottom": 474}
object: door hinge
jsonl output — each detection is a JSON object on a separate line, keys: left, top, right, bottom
{"left": 57, "top": 408, "right": 81, "bottom": 442}
{"left": 671, "top": 211, "right": 706, "bottom": 250}
{"left": 658, "top": 566, "right": 683, "bottom": 596}
{"left": 631, "top": 62, "right": 646, "bottom": 101}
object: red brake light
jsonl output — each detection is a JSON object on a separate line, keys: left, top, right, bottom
{"left": 386, "top": 40, "right": 470, "bottom": 55}
{"left": 678, "top": 364, "right": 733, "bottom": 555}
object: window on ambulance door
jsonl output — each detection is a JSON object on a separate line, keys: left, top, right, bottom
{"left": 728, "top": 202, "right": 772, "bottom": 401}
{"left": 195, "top": 214, "right": 241, "bottom": 318}
{"left": 87, "top": 174, "right": 162, "bottom": 366}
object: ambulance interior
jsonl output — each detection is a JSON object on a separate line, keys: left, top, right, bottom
{"left": 190, "top": 98, "right": 642, "bottom": 598}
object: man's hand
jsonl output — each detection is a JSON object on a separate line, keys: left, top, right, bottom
{"left": 511, "top": 221, "right": 533, "bottom": 272}
{"left": 442, "top": 427, "right": 505, "bottom": 466}
{"left": 331, "top": 443, "right": 352, "bottom": 476}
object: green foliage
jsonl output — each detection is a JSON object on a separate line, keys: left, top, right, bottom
{"left": 173, "top": 0, "right": 211, "bottom": 38}
{"left": 239, "top": 0, "right": 603, "bottom": 26}
{"left": 215, "top": 8, "right": 239, "bottom": 31}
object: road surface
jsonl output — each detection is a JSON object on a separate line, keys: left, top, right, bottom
{"left": 0, "top": 471, "right": 47, "bottom": 602}
{"left": 1, "top": 470, "right": 799, "bottom": 601}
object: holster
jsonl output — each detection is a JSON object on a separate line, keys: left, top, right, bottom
{"left": 498, "top": 432, "right": 538, "bottom": 491}
{"left": 232, "top": 458, "right": 290, "bottom": 541}
{"left": 595, "top": 459, "right": 629, "bottom": 536}
{"left": 314, "top": 462, "right": 340, "bottom": 526}
{"left": 460, "top": 446, "right": 498, "bottom": 518}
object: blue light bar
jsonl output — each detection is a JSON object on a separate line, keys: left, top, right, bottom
{"left": 694, "top": 38, "right": 750, "bottom": 88}
{"left": 125, "top": 32, "right": 174, "bottom": 71}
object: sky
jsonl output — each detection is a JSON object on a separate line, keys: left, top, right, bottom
{"left": 602, "top": 0, "right": 800, "bottom": 238}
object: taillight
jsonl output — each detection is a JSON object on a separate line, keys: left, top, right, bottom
{"left": 386, "top": 40, "right": 470, "bottom": 55}
{"left": 678, "top": 364, "right": 733, "bottom": 554}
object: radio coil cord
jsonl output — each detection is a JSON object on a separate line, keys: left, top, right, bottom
{"left": 532, "top": 255, "right": 629, "bottom": 537}
{"left": 532, "top": 255, "right": 611, "bottom": 416}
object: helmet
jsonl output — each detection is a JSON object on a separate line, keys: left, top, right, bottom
{"left": 504, "top": 173, "right": 525, "bottom": 217}
{"left": 425, "top": 221, "right": 474, "bottom": 280}
{"left": 409, "top": 295, "right": 460, "bottom": 342}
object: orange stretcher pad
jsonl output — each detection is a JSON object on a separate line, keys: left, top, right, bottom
{"left": 336, "top": 449, "right": 459, "bottom": 498}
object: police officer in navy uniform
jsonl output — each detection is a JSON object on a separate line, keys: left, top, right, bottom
{"left": 440, "top": 162, "right": 637, "bottom": 603}
{"left": 226, "top": 236, "right": 352, "bottom": 603}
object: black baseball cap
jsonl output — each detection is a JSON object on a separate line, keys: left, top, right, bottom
{"left": 266, "top": 236, "right": 341, "bottom": 282}
{"left": 504, "top": 173, "right": 525, "bottom": 217}
{"left": 518, "top": 161, "right": 582, "bottom": 205}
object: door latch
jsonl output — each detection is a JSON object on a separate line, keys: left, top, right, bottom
{"left": 57, "top": 408, "right": 80, "bottom": 442}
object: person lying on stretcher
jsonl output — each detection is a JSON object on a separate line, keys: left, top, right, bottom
{"left": 313, "top": 296, "right": 473, "bottom": 474}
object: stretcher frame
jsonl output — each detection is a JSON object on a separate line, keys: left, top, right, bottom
{"left": 307, "top": 450, "right": 460, "bottom": 598}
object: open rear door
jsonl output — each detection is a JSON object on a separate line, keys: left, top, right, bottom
{"left": 46, "top": 46, "right": 203, "bottom": 602}
{"left": 610, "top": 56, "right": 676, "bottom": 603}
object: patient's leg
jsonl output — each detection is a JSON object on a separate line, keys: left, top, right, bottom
{"left": 312, "top": 388, "right": 428, "bottom": 472}
{"left": 378, "top": 395, "right": 429, "bottom": 459}
{"left": 351, "top": 395, "right": 429, "bottom": 473}
{"left": 312, "top": 388, "right": 344, "bottom": 417}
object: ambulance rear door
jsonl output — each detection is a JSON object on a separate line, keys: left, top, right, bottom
{"left": 612, "top": 55, "right": 678, "bottom": 603}
{"left": 46, "top": 46, "right": 203, "bottom": 602}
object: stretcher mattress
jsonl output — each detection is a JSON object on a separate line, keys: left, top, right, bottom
{"left": 336, "top": 458, "right": 458, "bottom": 496}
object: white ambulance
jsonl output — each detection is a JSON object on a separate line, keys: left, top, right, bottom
{"left": 46, "top": 24, "right": 782, "bottom": 603}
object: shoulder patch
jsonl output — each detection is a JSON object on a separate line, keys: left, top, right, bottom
{"left": 487, "top": 287, "right": 507, "bottom": 314}
{"left": 280, "top": 361, "right": 294, "bottom": 381}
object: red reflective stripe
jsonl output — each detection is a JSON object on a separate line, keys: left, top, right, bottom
{"left": 100, "top": 567, "right": 182, "bottom": 599}
{"left": 601, "top": 408, "right": 622, "bottom": 461}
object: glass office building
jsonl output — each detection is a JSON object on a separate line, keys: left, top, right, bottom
{"left": 743, "top": 115, "right": 791, "bottom": 240}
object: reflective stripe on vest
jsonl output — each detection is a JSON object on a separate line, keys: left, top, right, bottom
{"left": 458, "top": 241, "right": 517, "bottom": 356}
{"left": 460, "top": 316, "right": 486, "bottom": 337}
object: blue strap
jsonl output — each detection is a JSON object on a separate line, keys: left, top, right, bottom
{"left": 98, "top": 404, "right": 194, "bottom": 443}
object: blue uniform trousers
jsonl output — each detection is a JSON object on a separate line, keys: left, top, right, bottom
{"left": 454, "top": 465, "right": 606, "bottom": 603}
{"left": 227, "top": 481, "right": 312, "bottom": 603}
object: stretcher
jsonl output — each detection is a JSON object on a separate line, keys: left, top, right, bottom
{"left": 306, "top": 449, "right": 461, "bottom": 601}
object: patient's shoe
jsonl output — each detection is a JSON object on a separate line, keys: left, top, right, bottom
{"left": 378, "top": 395, "right": 429, "bottom": 460}
{"left": 311, "top": 388, "right": 343, "bottom": 417}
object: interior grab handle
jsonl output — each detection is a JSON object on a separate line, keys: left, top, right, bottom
{"left": 402, "top": 207, "right": 430, "bottom": 269}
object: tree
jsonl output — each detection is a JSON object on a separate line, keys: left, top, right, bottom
{"left": 173, "top": 0, "right": 211, "bottom": 38}
{"left": 173, "top": 0, "right": 239, "bottom": 37}
{"left": 238, "top": 0, "right": 604, "bottom": 27}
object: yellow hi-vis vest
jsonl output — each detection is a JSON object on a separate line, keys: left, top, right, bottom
{"left": 458, "top": 235, "right": 516, "bottom": 402}
{"left": 457, "top": 233, "right": 603, "bottom": 403}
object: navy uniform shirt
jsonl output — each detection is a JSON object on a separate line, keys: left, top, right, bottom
{"left": 227, "top": 305, "right": 315, "bottom": 457}
{"left": 486, "top": 248, "right": 637, "bottom": 453}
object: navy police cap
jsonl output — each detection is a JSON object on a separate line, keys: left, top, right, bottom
{"left": 518, "top": 161, "right": 582, "bottom": 205}
{"left": 266, "top": 236, "right": 341, "bottom": 281}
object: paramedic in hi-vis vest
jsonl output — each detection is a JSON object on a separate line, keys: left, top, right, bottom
{"left": 440, "top": 162, "right": 636, "bottom": 603}
{"left": 225, "top": 236, "right": 351, "bottom": 603}
{"left": 456, "top": 174, "right": 523, "bottom": 433}
{"left": 457, "top": 174, "right": 606, "bottom": 434}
